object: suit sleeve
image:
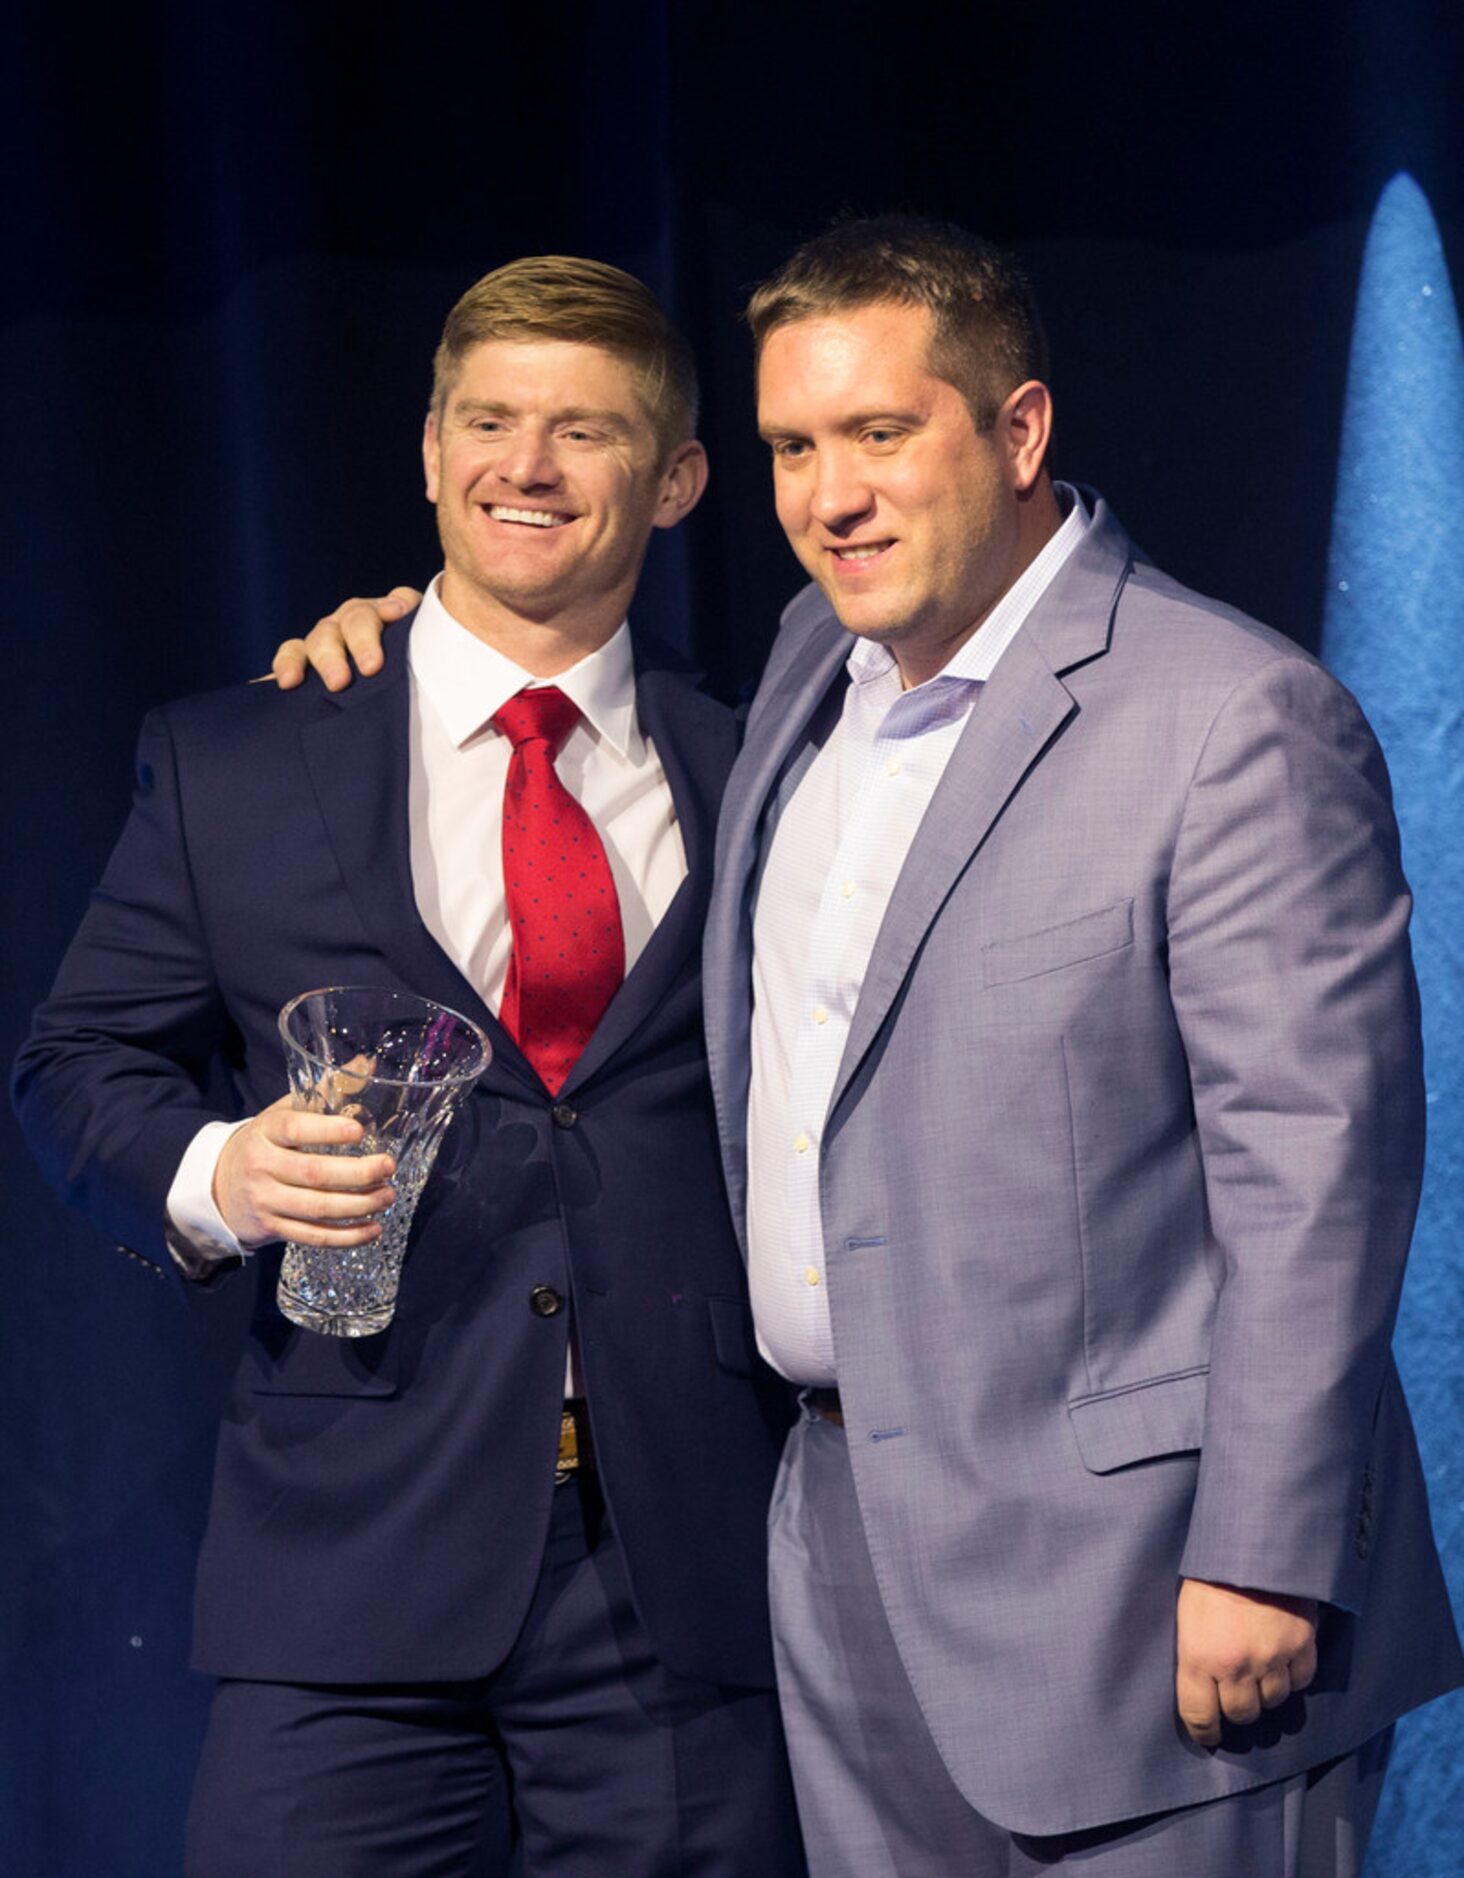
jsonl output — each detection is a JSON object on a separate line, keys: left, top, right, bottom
{"left": 11, "top": 707, "right": 239, "bottom": 1279}
{"left": 1166, "top": 654, "right": 1423, "bottom": 1612}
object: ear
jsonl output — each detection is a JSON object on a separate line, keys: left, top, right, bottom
{"left": 998, "top": 381, "right": 1054, "bottom": 493}
{"left": 651, "top": 439, "right": 710, "bottom": 531}
{"left": 422, "top": 412, "right": 441, "bottom": 503}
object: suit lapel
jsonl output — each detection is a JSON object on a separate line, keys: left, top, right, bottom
{"left": 704, "top": 611, "right": 853, "bottom": 1238}
{"left": 716, "top": 621, "right": 853, "bottom": 914}
{"left": 824, "top": 633, "right": 1076, "bottom": 1119}
{"left": 559, "top": 663, "right": 734, "bottom": 1093}
{"left": 826, "top": 498, "right": 1132, "bottom": 1121}
{"left": 297, "top": 651, "right": 539, "bottom": 1099}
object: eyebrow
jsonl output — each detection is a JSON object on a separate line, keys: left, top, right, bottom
{"left": 557, "top": 406, "right": 635, "bottom": 434}
{"left": 758, "top": 406, "right": 928, "bottom": 441}
{"left": 451, "top": 398, "right": 634, "bottom": 435}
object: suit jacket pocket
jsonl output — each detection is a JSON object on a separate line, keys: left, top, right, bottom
{"left": 707, "top": 1295, "right": 757, "bottom": 1376}
{"left": 247, "top": 1324, "right": 398, "bottom": 1397}
{"left": 1067, "top": 1365, "right": 1208, "bottom": 1472}
{"left": 981, "top": 898, "right": 1134, "bottom": 988}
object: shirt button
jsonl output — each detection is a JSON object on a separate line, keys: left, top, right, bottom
{"left": 885, "top": 756, "right": 902, "bottom": 776}
{"left": 812, "top": 1005, "right": 828, "bottom": 1025}
{"left": 840, "top": 881, "right": 856, "bottom": 899}
{"left": 793, "top": 1132, "right": 811, "bottom": 1154}
{"left": 805, "top": 1266, "right": 820, "bottom": 1286}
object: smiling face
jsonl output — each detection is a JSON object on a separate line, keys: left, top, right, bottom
{"left": 423, "top": 337, "right": 706, "bottom": 662}
{"left": 756, "top": 300, "right": 1055, "bottom": 686}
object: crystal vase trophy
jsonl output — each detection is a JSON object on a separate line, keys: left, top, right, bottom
{"left": 275, "top": 987, "right": 491, "bottom": 1337}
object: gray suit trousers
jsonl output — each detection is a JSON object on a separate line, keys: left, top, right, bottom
{"left": 770, "top": 1406, "right": 1391, "bottom": 1877}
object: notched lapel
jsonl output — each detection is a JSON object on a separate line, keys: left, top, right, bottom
{"left": 559, "top": 668, "right": 735, "bottom": 1094}
{"left": 717, "top": 618, "right": 851, "bottom": 897}
{"left": 827, "top": 631, "right": 1078, "bottom": 1123}
{"left": 826, "top": 502, "right": 1132, "bottom": 1121}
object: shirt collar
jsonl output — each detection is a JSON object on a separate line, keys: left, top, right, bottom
{"left": 845, "top": 481, "right": 1091, "bottom": 694}
{"left": 408, "top": 574, "right": 643, "bottom": 759}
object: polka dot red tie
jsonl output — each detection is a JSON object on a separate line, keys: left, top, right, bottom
{"left": 492, "top": 686, "right": 625, "bottom": 1094}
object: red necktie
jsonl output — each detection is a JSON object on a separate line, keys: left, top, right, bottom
{"left": 492, "top": 686, "right": 625, "bottom": 1094}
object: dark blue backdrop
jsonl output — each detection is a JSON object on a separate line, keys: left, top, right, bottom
{"left": 4, "top": 4, "right": 1461, "bottom": 1871}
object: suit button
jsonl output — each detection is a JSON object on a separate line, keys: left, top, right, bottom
{"left": 529, "top": 1286, "right": 564, "bottom": 1318}
{"left": 551, "top": 1104, "right": 578, "bottom": 1130}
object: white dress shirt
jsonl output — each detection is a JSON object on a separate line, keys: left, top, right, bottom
{"left": 747, "top": 489, "right": 1091, "bottom": 1385}
{"left": 166, "top": 576, "right": 686, "bottom": 1265}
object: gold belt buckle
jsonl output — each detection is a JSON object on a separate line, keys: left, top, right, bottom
{"left": 555, "top": 1408, "right": 583, "bottom": 1485}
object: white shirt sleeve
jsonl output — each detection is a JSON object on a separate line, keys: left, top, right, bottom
{"left": 165, "top": 1118, "right": 251, "bottom": 1276}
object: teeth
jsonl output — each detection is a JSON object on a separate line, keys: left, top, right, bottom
{"left": 836, "top": 544, "right": 887, "bottom": 560}
{"left": 489, "top": 506, "right": 569, "bottom": 528}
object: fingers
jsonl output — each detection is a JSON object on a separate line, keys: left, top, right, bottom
{"left": 272, "top": 620, "right": 349, "bottom": 693}
{"left": 214, "top": 1098, "right": 398, "bottom": 1250}
{"left": 375, "top": 585, "right": 421, "bottom": 613}
{"left": 1216, "top": 1672, "right": 1264, "bottom": 1727}
{"left": 1289, "top": 1634, "right": 1318, "bottom": 1693}
{"left": 301, "top": 613, "right": 355, "bottom": 692}
{"left": 1175, "top": 1662, "right": 1222, "bottom": 1748}
{"left": 1178, "top": 1663, "right": 1289, "bottom": 1748}
{"left": 271, "top": 637, "right": 310, "bottom": 690}
{"left": 334, "top": 589, "right": 421, "bottom": 681}
{"left": 1174, "top": 1579, "right": 1321, "bottom": 1746}
{"left": 271, "top": 587, "right": 419, "bottom": 694}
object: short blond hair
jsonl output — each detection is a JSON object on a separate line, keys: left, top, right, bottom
{"left": 431, "top": 255, "right": 698, "bottom": 460}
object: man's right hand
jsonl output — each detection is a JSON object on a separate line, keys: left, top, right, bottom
{"left": 214, "top": 1093, "right": 397, "bottom": 1249}
{"left": 272, "top": 587, "right": 422, "bottom": 691}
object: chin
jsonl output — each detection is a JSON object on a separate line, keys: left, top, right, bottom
{"left": 828, "top": 603, "right": 905, "bottom": 643}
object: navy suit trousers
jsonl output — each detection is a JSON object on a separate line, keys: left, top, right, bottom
{"left": 187, "top": 1469, "right": 806, "bottom": 1877}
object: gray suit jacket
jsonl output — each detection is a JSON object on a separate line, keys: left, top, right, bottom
{"left": 704, "top": 498, "right": 1463, "bottom": 1834}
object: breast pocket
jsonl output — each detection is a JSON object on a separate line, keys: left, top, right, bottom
{"left": 981, "top": 898, "right": 1134, "bottom": 988}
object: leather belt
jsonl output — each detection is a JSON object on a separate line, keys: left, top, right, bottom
{"left": 555, "top": 1403, "right": 594, "bottom": 1484}
{"left": 810, "top": 1387, "right": 844, "bottom": 1427}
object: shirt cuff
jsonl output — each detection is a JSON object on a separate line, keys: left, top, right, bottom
{"left": 165, "top": 1118, "right": 251, "bottom": 1278}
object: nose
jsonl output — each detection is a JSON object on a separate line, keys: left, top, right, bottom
{"left": 496, "top": 424, "right": 562, "bottom": 492}
{"left": 809, "top": 447, "right": 874, "bottom": 533}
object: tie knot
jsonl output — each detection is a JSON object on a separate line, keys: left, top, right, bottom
{"left": 492, "top": 686, "right": 580, "bottom": 754}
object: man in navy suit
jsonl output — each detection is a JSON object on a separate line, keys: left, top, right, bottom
{"left": 13, "top": 257, "right": 805, "bottom": 1876}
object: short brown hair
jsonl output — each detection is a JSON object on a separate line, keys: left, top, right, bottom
{"left": 432, "top": 255, "right": 698, "bottom": 459}
{"left": 745, "top": 215, "right": 1049, "bottom": 430}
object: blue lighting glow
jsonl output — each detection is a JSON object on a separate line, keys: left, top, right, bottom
{"left": 1321, "top": 171, "right": 1464, "bottom": 1867}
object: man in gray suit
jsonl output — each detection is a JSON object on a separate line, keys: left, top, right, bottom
{"left": 699, "top": 216, "right": 1462, "bottom": 1873}
{"left": 282, "top": 220, "right": 1461, "bottom": 1873}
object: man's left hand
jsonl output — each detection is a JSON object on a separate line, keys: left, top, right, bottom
{"left": 1174, "top": 1578, "right": 1319, "bottom": 1747}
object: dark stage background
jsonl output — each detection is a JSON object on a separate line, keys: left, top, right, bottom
{"left": 4, "top": 5, "right": 1461, "bottom": 1872}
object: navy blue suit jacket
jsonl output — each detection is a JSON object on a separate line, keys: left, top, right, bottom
{"left": 14, "top": 634, "right": 793, "bottom": 1688}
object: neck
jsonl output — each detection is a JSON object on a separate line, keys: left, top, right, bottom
{"left": 1016, "top": 472, "right": 1065, "bottom": 553}
{"left": 436, "top": 576, "right": 627, "bottom": 677}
